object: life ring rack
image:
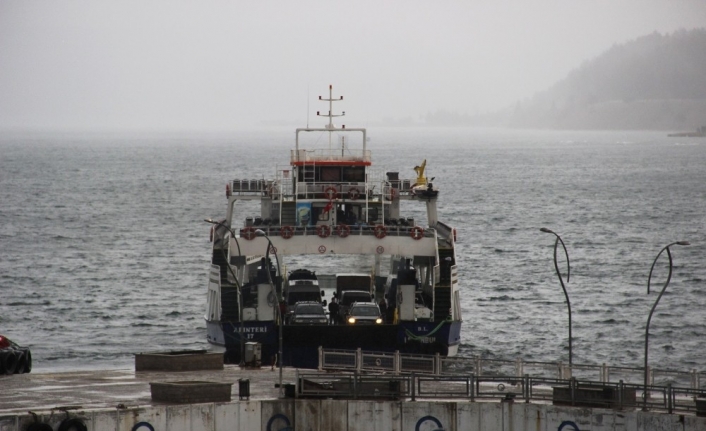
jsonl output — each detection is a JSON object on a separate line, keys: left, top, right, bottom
{"left": 410, "top": 226, "right": 425, "bottom": 240}
{"left": 348, "top": 187, "right": 360, "bottom": 200}
{"left": 240, "top": 226, "right": 257, "bottom": 240}
{"left": 324, "top": 186, "right": 338, "bottom": 200}
{"left": 337, "top": 223, "right": 351, "bottom": 238}
{"left": 374, "top": 224, "right": 387, "bottom": 239}
{"left": 316, "top": 225, "right": 331, "bottom": 238}
{"left": 280, "top": 225, "right": 294, "bottom": 239}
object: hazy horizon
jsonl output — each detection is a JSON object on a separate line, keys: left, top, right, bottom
{"left": 1, "top": 1, "right": 705, "bottom": 131}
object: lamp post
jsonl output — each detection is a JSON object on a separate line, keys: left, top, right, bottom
{"left": 205, "top": 218, "right": 241, "bottom": 256}
{"left": 204, "top": 219, "right": 245, "bottom": 365}
{"left": 540, "top": 227, "right": 572, "bottom": 367}
{"left": 255, "top": 229, "right": 284, "bottom": 398}
{"left": 643, "top": 241, "right": 689, "bottom": 409}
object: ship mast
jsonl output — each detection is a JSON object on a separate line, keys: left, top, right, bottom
{"left": 317, "top": 84, "right": 345, "bottom": 149}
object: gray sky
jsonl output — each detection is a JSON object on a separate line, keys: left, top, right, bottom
{"left": 1, "top": 1, "right": 705, "bottom": 131}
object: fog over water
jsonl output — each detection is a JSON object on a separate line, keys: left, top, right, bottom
{"left": 1, "top": 1, "right": 705, "bottom": 131}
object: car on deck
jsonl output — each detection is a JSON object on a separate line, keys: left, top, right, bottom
{"left": 287, "top": 302, "right": 329, "bottom": 325}
{"left": 345, "top": 302, "right": 383, "bottom": 325}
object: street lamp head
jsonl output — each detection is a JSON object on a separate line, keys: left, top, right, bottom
{"left": 204, "top": 218, "right": 215, "bottom": 224}
{"left": 676, "top": 241, "right": 690, "bottom": 246}
{"left": 255, "top": 229, "right": 266, "bottom": 237}
{"left": 540, "top": 227, "right": 554, "bottom": 234}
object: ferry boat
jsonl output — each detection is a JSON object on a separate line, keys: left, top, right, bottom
{"left": 204, "top": 86, "right": 462, "bottom": 368}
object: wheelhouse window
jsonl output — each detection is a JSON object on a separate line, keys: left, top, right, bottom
{"left": 320, "top": 167, "right": 341, "bottom": 182}
{"left": 342, "top": 167, "right": 365, "bottom": 182}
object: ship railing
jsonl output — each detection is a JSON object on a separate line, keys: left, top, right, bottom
{"left": 295, "top": 370, "right": 706, "bottom": 413}
{"left": 319, "top": 348, "right": 706, "bottom": 390}
{"left": 229, "top": 179, "right": 268, "bottom": 194}
{"left": 243, "top": 224, "right": 434, "bottom": 239}
{"left": 294, "top": 182, "right": 372, "bottom": 201}
{"left": 291, "top": 148, "right": 371, "bottom": 164}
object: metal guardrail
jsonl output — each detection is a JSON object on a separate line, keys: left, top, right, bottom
{"left": 247, "top": 224, "right": 434, "bottom": 239}
{"left": 297, "top": 369, "right": 706, "bottom": 415}
{"left": 320, "top": 348, "right": 706, "bottom": 390}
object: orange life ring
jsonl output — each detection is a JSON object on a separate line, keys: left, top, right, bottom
{"left": 374, "top": 224, "right": 387, "bottom": 239}
{"left": 410, "top": 226, "right": 424, "bottom": 240}
{"left": 324, "top": 186, "right": 338, "bottom": 200}
{"left": 280, "top": 225, "right": 294, "bottom": 239}
{"left": 226, "top": 183, "right": 231, "bottom": 198}
{"left": 316, "top": 224, "right": 331, "bottom": 238}
{"left": 337, "top": 223, "right": 351, "bottom": 238}
{"left": 348, "top": 187, "right": 360, "bottom": 200}
{"left": 241, "top": 226, "right": 256, "bottom": 240}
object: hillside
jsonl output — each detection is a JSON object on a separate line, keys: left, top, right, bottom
{"left": 422, "top": 29, "right": 705, "bottom": 130}
{"left": 504, "top": 29, "right": 706, "bottom": 130}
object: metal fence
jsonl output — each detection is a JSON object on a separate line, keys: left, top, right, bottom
{"left": 319, "top": 348, "right": 706, "bottom": 390}
{"left": 297, "top": 369, "right": 706, "bottom": 415}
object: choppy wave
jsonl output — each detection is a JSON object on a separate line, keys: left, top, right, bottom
{"left": 1, "top": 129, "right": 704, "bottom": 372}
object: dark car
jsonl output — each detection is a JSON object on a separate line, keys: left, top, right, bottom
{"left": 287, "top": 302, "right": 328, "bottom": 325}
{"left": 345, "top": 302, "right": 383, "bottom": 325}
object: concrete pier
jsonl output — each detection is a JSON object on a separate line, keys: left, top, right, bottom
{"left": 1, "top": 365, "right": 705, "bottom": 431}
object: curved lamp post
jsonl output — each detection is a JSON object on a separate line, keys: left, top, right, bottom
{"left": 255, "top": 229, "right": 284, "bottom": 398}
{"left": 643, "top": 241, "right": 689, "bottom": 409}
{"left": 540, "top": 227, "right": 572, "bottom": 367}
{"left": 205, "top": 219, "right": 245, "bottom": 365}
{"left": 205, "top": 218, "right": 241, "bottom": 256}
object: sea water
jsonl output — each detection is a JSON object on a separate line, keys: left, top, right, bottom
{"left": 1, "top": 127, "right": 704, "bottom": 373}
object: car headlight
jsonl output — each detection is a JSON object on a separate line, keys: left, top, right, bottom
{"left": 348, "top": 317, "right": 356, "bottom": 324}
{"left": 375, "top": 318, "right": 383, "bottom": 324}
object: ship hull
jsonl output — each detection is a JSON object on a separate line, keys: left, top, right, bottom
{"left": 213, "top": 319, "right": 461, "bottom": 369}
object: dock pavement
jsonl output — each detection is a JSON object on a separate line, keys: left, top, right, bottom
{"left": 0, "top": 365, "right": 300, "bottom": 415}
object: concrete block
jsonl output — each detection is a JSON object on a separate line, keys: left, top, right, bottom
{"left": 150, "top": 381, "right": 232, "bottom": 403}
{"left": 135, "top": 350, "right": 223, "bottom": 372}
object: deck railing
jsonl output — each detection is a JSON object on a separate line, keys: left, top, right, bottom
{"left": 308, "top": 348, "right": 706, "bottom": 414}
{"left": 319, "top": 348, "right": 706, "bottom": 389}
